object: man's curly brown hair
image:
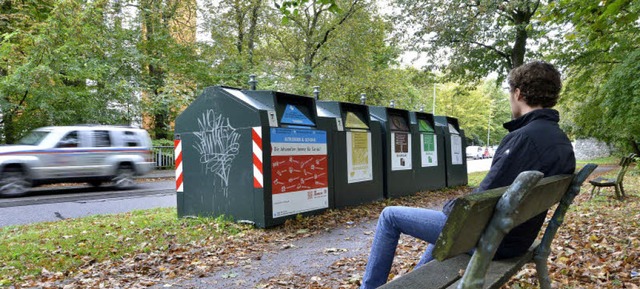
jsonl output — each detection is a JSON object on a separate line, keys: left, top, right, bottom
{"left": 507, "top": 61, "right": 562, "bottom": 108}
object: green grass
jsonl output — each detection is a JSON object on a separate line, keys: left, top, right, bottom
{"left": 468, "top": 171, "right": 489, "bottom": 187}
{"left": 0, "top": 208, "right": 244, "bottom": 283}
{"left": 576, "top": 156, "right": 619, "bottom": 165}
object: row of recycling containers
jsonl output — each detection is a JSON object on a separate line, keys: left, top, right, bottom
{"left": 175, "top": 86, "right": 467, "bottom": 228}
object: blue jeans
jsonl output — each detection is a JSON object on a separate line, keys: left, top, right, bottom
{"left": 360, "top": 206, "right": 447, "bottom": 289}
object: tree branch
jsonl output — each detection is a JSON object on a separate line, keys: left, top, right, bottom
{"left": 3, "top": 90, "right": 30, "bottom": 124}
{"left": 462, "top": 39, "right": 510, "bottom": 60}
{"left": 307, "top": 0, "right": 361, "bottom": 66}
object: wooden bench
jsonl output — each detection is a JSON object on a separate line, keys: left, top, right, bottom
{"left": 590, "top": 153, "right": 636, "bottom": 200}
{"left": 380, "top": 164, "right": 597, "bottom": 289}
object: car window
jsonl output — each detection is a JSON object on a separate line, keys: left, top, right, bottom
{"left": 57, "top": 131, "right": 79, "bottom": 148}
{"left": 93, "top": 130, "right": 112, "bottom": 147}
{"left": 123, "top": 131, "right": 140, "bottom": 147}
{"left": 18, "top": 130, "right": 51, "bottom": 145}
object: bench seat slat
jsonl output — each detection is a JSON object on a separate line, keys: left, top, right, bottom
{"left": 382, "top": 242, "right": 540, "bottom": 289}
{"left": 446, "top": 242, "right": 539, "bottom": 289}
{"left": 380, "top": 254, "right": 471, "bottom": 289}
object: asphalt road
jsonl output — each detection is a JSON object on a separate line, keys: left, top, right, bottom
{"left": 0, "top": 161, "right": 492, "bottom": 229}
{"left": 467, "top": 157, "right": 493, "bottom": 173}
{"left": 0, "top": 179, "right": 175, "bottom": 228}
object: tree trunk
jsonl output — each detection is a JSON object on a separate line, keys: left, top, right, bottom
{"left": 511, "top": 15, "right": 528, "bottom": 69}
{"left": 149, "top": 62, "right": 167, "bottom": 139}
{"left": 631, "top": 139, "right": 640, "bottom": 156}
{"left": 3, "top": 112, "right": 16, "bottom": 144}
{"left": 234, "top": 2, "right": 245, "bottom": 54}
{"left": 247, "top": 0, "right": 262, "bottom": 67}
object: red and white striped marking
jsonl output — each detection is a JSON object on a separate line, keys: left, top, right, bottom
{"left": 175, "top": 139, "right": 184, "bottom": 192}
{"left": 252, "top": 127, "right": 264, "bottom": 188}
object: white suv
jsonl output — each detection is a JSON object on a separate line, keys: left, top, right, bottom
{"left": 0, "top": 125, "right": 154, "bottom": 197}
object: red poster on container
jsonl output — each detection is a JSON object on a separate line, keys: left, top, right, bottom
{"left": 270, "top": 128, "right": 328, "bottom": 218}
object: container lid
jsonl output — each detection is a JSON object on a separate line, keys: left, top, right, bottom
{"left": 281, "top": 104, "right": 315, "bottom": 126}
{"left": 389, "top": 115, "right": 409, "bottom": 131}
{"left": 448, "top": 123, "right": 459, "bottom": 134}
{"left": 345, "top": 111, "right": 369, "bottom": 129}
{"left": 418, "top": 119, "right": 434, "bottom": 133}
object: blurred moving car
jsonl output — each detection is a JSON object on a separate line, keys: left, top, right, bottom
{"left": 0, "top": 125, "right": 154, "bottom": 197}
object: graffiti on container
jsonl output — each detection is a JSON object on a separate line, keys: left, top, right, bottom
{"left": 193, "top": 110, "right": 241, "bottom": 190}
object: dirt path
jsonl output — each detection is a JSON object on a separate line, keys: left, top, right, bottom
{"left": 157, "top": 218, "right": 379, "bottom": 289}
{"left": 156, "top": 200, "right": 445, "bottom": 289}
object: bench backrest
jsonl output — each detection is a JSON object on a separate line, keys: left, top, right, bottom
{"left": 616, "top": 153, "right": 636, "bottom": 184}
{"left": 432, "top": 164, "right": 597, "bottom": 289}
{"left": 433, "top": 173, "right": 572, "bottom": 261}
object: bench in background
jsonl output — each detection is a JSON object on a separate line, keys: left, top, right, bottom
{"left": 590, "top": 153, "right": 636, "bottom": 200}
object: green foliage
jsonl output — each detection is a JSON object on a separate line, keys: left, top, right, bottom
{"left": 0, "top": 0, "right": 140, "bottom": 142}
{"left": 152, "top": 138, "right": 174, "bottom": 147}
{"left": 546, "top": 0, "right": 640, "bottom": 152}
{"left": 433, "top": 79, "right": 510, "bottom": 147}
{"left": 0, "top": 0, "right": 217, "bottom": 142}
{"left": 0, "top": 0, "right": 517, "bottom": 147}
{"left": 275, "top": 0, "right": 341, "bottom": 22}
{"left": 390, "top": 0, "right": 546, "bottom": 83}
{"left": 200, "top": 0, "right": 266, "bottom": 88}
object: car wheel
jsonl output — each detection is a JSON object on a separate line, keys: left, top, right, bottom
{"left": 0, "top": 167, "right": 31, "bottom": 197}
{"left": 113, "top": 164, "right": 135, "bottom": 189}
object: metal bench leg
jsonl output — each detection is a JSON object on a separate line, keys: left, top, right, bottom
{"left": 590, "top": 185, "right": 597, "bottom": 199}
{"left": 620, "top": 183, "right": 626, "bottom": 198}
{"left": 594, "top": 186, "right": 603, "bottom": 198}
{"left": 534, "top": 253, "right": 552, "bottom": 289}
{"left": 614, "top": 185, "right": 622, "bottom": 200}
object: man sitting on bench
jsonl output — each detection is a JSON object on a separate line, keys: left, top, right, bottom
{"left": 360, "top": 61, "right": 576, "bottom": 289}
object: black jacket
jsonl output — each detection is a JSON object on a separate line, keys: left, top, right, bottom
{"left": 444, "top": 108, "right": 575, "bottom": 259}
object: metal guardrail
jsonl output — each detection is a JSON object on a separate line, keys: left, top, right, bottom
{"left": 152, "top": 146, "right": 175, "bottom": 169}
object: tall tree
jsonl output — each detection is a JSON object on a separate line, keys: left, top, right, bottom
{"left": 0, "top": 0, "right": 212, "bottom": 142}
{"left": 391, "top": 0, "right": 545, "bottom": 82}
{"left": 263, "top": 0, "right": 367, "bottom": 94}
{"left": 136, "top": 0, "right": 212, "bottom": 139}
{"left": 138, "top": 0, "right": 183, "bottom": 139}
{"left": 302, "top": 6, "right": 403, "bottom": 105}
{"left": 0, "top": 0, "right": 55, "bottom": 143}
{"left": 546, "top": 0, "right": 640, "bottom": 153}
{"left": 202, "top": 0, "right": 265, "bottom": 87}
{"left": 0, "top": 0, "right": 141, "bottom": 143}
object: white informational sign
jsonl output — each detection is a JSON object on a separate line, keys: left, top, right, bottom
{"left": 346, "top": 131, "right": 373, "bottom": 183}
{"left": 267, "top": 110, "right": 278, "bottom": 127}
{"left": 421, "top": 133, "right": 438, "bottom": 167}
{"left": 336, "top": 118, "right": 344, "bottom": 131}
{"left": 451, "top": 134, "right": 463, "bottom": 165}
{"left": 270, "top": 128, "right": 329, "bottom": 218}
{"left": 391, "top": 132, "right": 412, "bottom": 170}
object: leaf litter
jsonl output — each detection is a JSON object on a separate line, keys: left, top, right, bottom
{"left": 8, "top": 168, "right": 640, "bottom": 289}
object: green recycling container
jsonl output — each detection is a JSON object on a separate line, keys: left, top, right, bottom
{"left": 369, "top": 106, "right": 418, "bottom": 198}
{"left": 434, "top": 116, "right": 468, "bottom": 187}
{"left": 175, "top": 86, "right": 330, "bottom": 228}
{"left": 316, "top": 101, "right": 384, "bottom": 208}
{"left": 411, "top": 111, "right": 447, "bottom": 192}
